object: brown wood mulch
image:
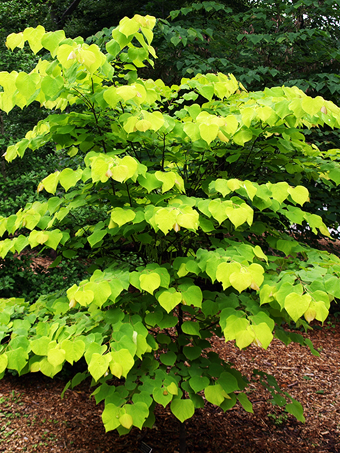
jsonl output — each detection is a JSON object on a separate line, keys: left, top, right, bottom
{"left": 0, "top": 321, "right": 339, "bottom": 453}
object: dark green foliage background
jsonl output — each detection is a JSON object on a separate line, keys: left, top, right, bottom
{"left": 1, "top": 0, "right": 340, "bottom": 299}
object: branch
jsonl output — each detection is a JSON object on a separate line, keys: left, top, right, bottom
{"left": 50, "top": 0, "right": 83, "bottom": 27}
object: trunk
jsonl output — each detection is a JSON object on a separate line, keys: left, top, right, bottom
{"left": 0, "top": 112, "right": 6, "bottom": 181}
{"left": 179, "top": 421, "right": 186, "bottom": 453}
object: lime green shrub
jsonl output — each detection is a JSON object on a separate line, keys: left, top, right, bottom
{"left": 1, "top": 15, "right": 340, "bottom": 432}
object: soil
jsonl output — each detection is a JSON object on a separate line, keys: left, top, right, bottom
{"left": 0, "top": 320, "right": 339, "bottom": 453}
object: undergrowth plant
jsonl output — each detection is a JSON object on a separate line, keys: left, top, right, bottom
{"left": 1, "top": 15, "right": 340, "bottom": 441}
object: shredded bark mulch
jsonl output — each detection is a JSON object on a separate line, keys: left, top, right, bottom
{"left": 0, "top": 321, "right": 339, "bottom": 453}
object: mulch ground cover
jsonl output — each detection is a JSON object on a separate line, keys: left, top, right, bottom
{"left": 0, "top": 320, "right": 339, "bottom": 453}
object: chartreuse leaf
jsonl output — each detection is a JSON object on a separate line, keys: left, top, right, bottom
{"left": 170, "top": 398, "right": 195, "bottom": 423}
{"left": 39, "top": 358, "right": 63, "bottom": 378}
{"left": 153, "top": 387, "right": 173, "bottom": 407}
{"left": 235, "top": 326, "right": 255, "bottom": 349}
{"left": 223, "top": 316, "right": 249, "bottom": 342}
{"left": 119, "top": 413, "right": 133, "bottom": 429}
{"left": 102, "top": 404, "right": 121, "bottom": 432}
{"left": 177, "top": 206, "right": 199, "bottom": 230}
{"left": 41, "top": 30, "right": 66, "bottom": 57}
{"left": 125, "top": 402, "right": 149, "bottom": 429}
{"left": 225, "top": 205, "right": 250, "bottom": 229}
{"left": 84, "top": 281, "right": 112, "bottom": 307}
{"left": 74, "top": 288, "right": 94, "bottom": 306}
{"left": 140, "top": 273, "right": 161, "bottom": 294}
{"left": 0, "top": 354, "right": 8, "bottom": 373}
{"left": 23, "top": 26, "right": 45, "bottom": 54}
{"left": 110, "top": 349, "right": 134, "bottom": 378}
{"left": 40, "top": 171, "right": 60, "bottom": 194}
{"left": 216, "top": 262, "right": 241, "bottom": 290}
{"left": 6, "top": 32, "right": 25, "bottom": 51}
{"left": 252, "top": 323, "right": 273, "bottom": 349}
{"left": 110, "top": 208, "right": 136, "bottom": 228}
{"left": 287, "top": 186, "right": 309, "bottom": 205}
{"left": 309, "top": 301, "right": 328, "bottom": 323}
{"left": 167, "top": 382, "right": 178, "bottom": 395}
{"left": 155, "top": 171, "right": 177, "bottom": 193}
{"left": 30, "top": 336, "right": 50, "bottom": 356}
{"left": 205, "top": 384, "right": 228, "bottom": 405}
{"left": 88, "top": 353, "right": 111, "bottom": 381}
{"left": 157, "top": 288, "right": 182, "bottom": 313}
{"left": 154, "top": 208, "right": 177, "bottom": 234}
{"left": 59, "top": 168, "right": 82, "bottom": 191}
{"left": 214, "top": 179, "right": 231, "bottom": 197}
{"left": 285, "top": 293, "right": 311, "bottom": 323}
{"left": 179, "top": 284, "right": 202, "bottom": 307}
{"left": 47, "top": 347, "right": 66, "bottom": 367}
{"left": 199, "top": 123, "right": 219, "bottom": 145}
{"left": 208, "top": 199, "right": 228, "bottom": 224}
{"left": 60, "top": 340, "right": 85, "bottom": 365}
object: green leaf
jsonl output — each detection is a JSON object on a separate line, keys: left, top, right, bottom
{"left": 138, "top": 173, "right": 162, "bottom": 192}
{"left": 237, "top": 393, "right": 253, "bottom": 413}
{"left": 286, "top": 399, "right": 305, "bottom": 423}
{"left": 183, "top": 346, "right": 202, "bottom": 360}
{"left": 218, "top": 372, "right": 239, "bottom": 393}
{"left": 189, "top": 375, "right": 210, "bottom": 393}
{"left": 87, "top": 229, "right": 107, "bottom": 248}
{"left": 170, "top": 398, "right": 195, "bottom": 423}
{"left": 182, "top": 321, "right": 201, "bottom": 337}
{"left": 160, "top": 351, "right": 177, "bottom": 366}
{"left": 41, "top": 75, "right": 64, "bottom": 98}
